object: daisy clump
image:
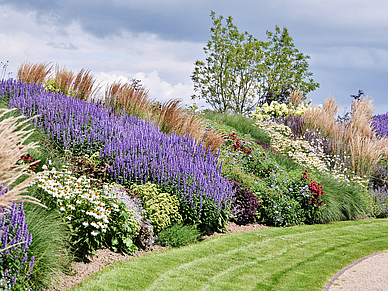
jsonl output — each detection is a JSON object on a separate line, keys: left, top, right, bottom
{"left": 32, "top": 164, "right": 140, "bottom": 260}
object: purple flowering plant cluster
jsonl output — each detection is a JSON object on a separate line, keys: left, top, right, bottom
{"left": 0, "top": 79, "right": 233, "bottom": 231}
{"left": 0, "top": 185, "right": 34, "bottom": 290}
{"left": 372, "top": 112, "right": 388, "bottom": 138}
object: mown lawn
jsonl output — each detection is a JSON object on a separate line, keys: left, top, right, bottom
{"left": 71, "top": 218, "right": 388, "bottom": 291}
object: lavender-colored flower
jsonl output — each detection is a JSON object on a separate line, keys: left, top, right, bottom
{"left": 0, "top": 183, "right": 34, "bottom": 289}
{"left": 0, "top": 79, "right": 234, "bottom": 228}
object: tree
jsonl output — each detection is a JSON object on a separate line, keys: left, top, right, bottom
{"left": 259, "top": 26, "right": 320, "bottom": 105}
{"left": 191, "top": 12, "right": 319, "bottom": 114}
{"left": 191, "top": 11, "right": 265, "bottom": 114}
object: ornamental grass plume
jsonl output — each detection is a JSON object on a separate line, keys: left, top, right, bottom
{"left": 157, "top": 98, "right": 185, "bottom": 135}
{"left": 0, "top": 108, "right": 42, "bottom": 213}
{"left": 104, "top": 80, "right": 153, "bottom": 118}
{"left": 17, "top": 61, "right": 52, "bottom": 84}
{"left": 304, "top": 95, "right": 388, "bottom": 177}
{"left": 49, "top": 64, "right": 77, "bottom": 97}
{"left": 156, "top": 98, "right": 226, "bottom": 153}
{"left": 203, "top": 129, "right": 226, "bottom": 154}
{"left": 304, "top": 96, "right": 338, "bottom": 138}
{"left": 289, "top": 89, "right": 304, "bottom": 107}
{"left": 72, "top": 68, "right": 100, "bottom": 101}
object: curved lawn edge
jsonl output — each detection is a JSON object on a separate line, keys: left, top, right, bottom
{"left": 70, "top": 219, "right": 388, "bottom": 291}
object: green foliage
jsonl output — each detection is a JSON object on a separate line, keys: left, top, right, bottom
{"left": 23, "top": 202, "right": 71, "bottom": 289}
{"left": 131, "top": 182, "right": 182, "bottom": 233}
{"left": 260, "top": 26, "right": 319, "bottom": 104}
{"left": 107, "top": 202, "right": 140, "bottom": 255}
{"left": 202, "top": 111, "right": 271, "bottom": 144}
{"left": 312, "top": 172, "right": 372, "bottom": 223}
{"left": 191, "top": 11, "right": 319, "bottom": 114}
{"left": 44, "top": 78, "right": 77, "bottom": 98}
{"left": 256, "top": 170, "right": 325, "bottom": 227}
{"left": 259, "top": 187, "right": 304, "bottom": 227}
{"left": 191, "top": 11, "right": 265, "bottom": 114}
{"left": 157, "top": 223, "right": 201, "bottom": 248}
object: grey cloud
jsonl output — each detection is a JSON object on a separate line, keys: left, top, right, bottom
{"left": 1, "top": 0, "right": 214, "bottom": 41}
{"left": 46, "top": 42, "right": 78, "bottom": 50}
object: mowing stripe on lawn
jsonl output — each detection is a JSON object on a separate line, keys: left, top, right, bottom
{"left": 71, "top": 219, "right": 388, "bottom": 291}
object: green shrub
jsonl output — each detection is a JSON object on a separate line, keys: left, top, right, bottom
{"left": 157, "top": 223, "right": 201, "bottom": 248}
{"left": 256, "top": 169, "right": 325, "bottom": 227}
{"left": 131, "top": 182, "right": 182, "bottom": 233}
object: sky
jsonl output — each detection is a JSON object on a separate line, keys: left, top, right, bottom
{"left": 1, "top": 0, "right": 388, "bottom": 115}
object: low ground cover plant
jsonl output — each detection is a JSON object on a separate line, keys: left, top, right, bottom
{"left": 131, "top": 182, "right": 182, "bottom": 233}
{"left": 157, "top": 223, "right": 201, "bottom": 248}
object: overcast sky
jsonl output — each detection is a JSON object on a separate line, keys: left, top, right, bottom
{"left": 1, "top": 0, "right": 388, "bottom": 115}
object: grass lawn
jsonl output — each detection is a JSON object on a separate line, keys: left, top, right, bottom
{"left": 71, "top": 218, "right": 388, "bottom": 291}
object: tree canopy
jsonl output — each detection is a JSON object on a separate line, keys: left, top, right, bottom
{"left": 191, "top": 11, "right": 319, "bottom": 114}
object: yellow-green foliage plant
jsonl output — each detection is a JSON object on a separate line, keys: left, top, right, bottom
{"left": 131, "top": 182, "right": 182, "bottom": 233}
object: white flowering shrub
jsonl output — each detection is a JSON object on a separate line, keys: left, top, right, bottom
{"left": 253, "top": 100, "right": 310, "bottom": 121}
{"left": 254, "top": 119, "right": 328, "bottom": 172}
{"left": 32, "top": 165, "right": 140, "bottom": 259}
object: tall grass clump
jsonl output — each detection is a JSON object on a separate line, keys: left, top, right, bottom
{"left": 312, "top": 172, "right": 372, "bottom": 223}
{"left": 155, "top": 99, "right": 226, "bottom": 154}
{"left": 104, "top": 79, "right": 152, "bottom": 118}
{"left": 304, "top": 96, "right": 388, "bottom": 178}
{"left": 17, "top": 61, "right": 52, "bottom": 85}
{"left": 0, "top": 108, "right": 41, "bottom": 209}
{"left": 47, "top": 65, "right": 100, "bottom": 101}
{"left": 23, "top": 201, "right": 71, "bottom": 289}
{"left": 0, "top": 108, "right": 45, "bottom": 290}
{"left": 18, "top": 61, "right": 100, "bottom": 101}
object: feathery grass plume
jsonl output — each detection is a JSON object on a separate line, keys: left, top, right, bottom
{"left": 17, "top": 61, "right": 52, "bottom": 84}
{"left": 347, "top": 97, "right": 388, "bottom": 176}
{"left": 51, "top": 64, "right": 76, "bottom": 96}
{"left": 350, "top": 97, "right": 374, "bottom": 138}
{"left": 179, "top": 114, "right": 205, "bottom": 141}
{"left": 155, "top": 98, "right": 225, "bottom": 153}
{"left": 203, "top": 130, "right": 226, "bottom": 154}
{"left": 72, "top": 68, "right": 100, "bottom": 101}
{"left": 289, "top": 89, "right": 304, "bottom": 106}
{"left": 157, "top": 98, "right": 185, "bottom": 135}
{"left": 303, "top": 96, "right": 339, "bottom": 149}
{"left": 104, "top": 80, "right": 153, "bottom": 118}
{"left": 304, "top": 95, "right": 388, "bottom": 177}
{"left": 0, "top": 108, "right": 43, "bottom": 213}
